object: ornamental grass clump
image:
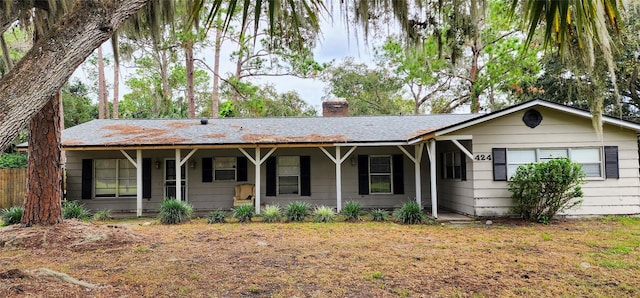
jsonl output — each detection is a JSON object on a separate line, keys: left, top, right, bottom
{"left": 1, "top": 206, "right": 23, "bottom": 226}
{"left": 62, "top": 200, "right": 91, "bottom": 220}
{"left": 261, "top": 205, "right": 282, "bottom": 223}
{"left": 393, "top": 201, "right": 424, "bottom": 224}
{"left": 284, "top": 201, "right": 310, "bottom": 222}
{"left": 508, "top": 158, "right": 584, "bottom": 224}
{"left": 158, "top": 198, "right": 193, "bottom": 224}
{"left": 92, "top": 209, "right": 112, "bottom": 221}
{"left": 233, "top": 204, "right": 255, "bottom": 223}
{"left": 342, "top": 201, "right": 361, "bottom": 221}
{"left": 207, "top": 210, "right": 227, "bottom": 223}
{"left": 370, "top": 208, "right": 389, "bottom": 222}
{"left": 313, "top": 206, "right": 336, "bottom": 223}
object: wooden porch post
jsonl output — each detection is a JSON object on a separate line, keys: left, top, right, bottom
{"left": 175, "top": 149, "right": 182, "bottom": 202}
{"left": 136, "top": 150, "right": 142, "bottom": 217}
{"left": 239, "top": 147, "right": 277, "bottom": 215}
{"left": 427, "top": 140, "right": 438, "bottom": 218}
{"left": 254, "top": 147, "right": 261, "bottom": 214}
{"left": 320, "top": 146, "right": 357, "bottom": 212}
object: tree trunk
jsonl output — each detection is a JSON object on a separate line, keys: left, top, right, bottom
{"left": 113, "top": 58, "right": 120, "bottom": 119}
{"left": 186, "top": 43, "right": 195, "bottom": 118}
{"left": 0, "top": 0, "right": 149, "bottom": 152}
{"left": 22, "top": 93, "right": 63, "bottom": 226}
{"left": 211, "top": 26, "right": 222, "bottom": 118}
{"left": 160, "top": 50, "right": 171, "bottom": 115}
{"left": 97, "top": 46, "right": 108, "bottom": 119}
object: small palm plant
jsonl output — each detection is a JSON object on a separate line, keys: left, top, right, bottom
{"left": 342, "top": 201, "right": 361, "bottom": 221}
{"left": 1, "top": 206, "right": 23, "bottom": 226}
{"left": 233, "top": 204, "right": 255, "bottom": 223}
{"left": 393, "top": 201, "right": 424, "bottom": 224}
{"left": 207, "top": 210, "right": 227, "bottom": 224}
{"left": 284, "top": 201, "right": 310, "bottom": 222}
{"left": 313, "top": 206, "right": 336, "bottom": 223}
{"left": 261, "top": 205, "right": 282, "bottom": 223}
{"left": 158, "top": 198, "right": 193, "bottom": 224}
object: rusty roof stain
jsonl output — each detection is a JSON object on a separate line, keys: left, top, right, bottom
{"left": 60, "top": 114, "right": 481, "bottom": 147}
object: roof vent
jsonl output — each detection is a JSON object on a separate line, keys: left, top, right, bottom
{"left": 200, "top": 118, "right": 208, "bottom": 125}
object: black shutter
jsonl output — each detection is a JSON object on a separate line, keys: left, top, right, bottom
{"left": 237, "top": 156, "right": 248, "bottom": 181}
{"left": 358, "top": 155, "right": 369, "bottom": 195}
{"left": 202, "top": 157, "right": 213, "bottom": 182}
{"left": 604, "top": 146, "right": 619, "bottom": 179}
{"left": 81, "top": 159, "right": 93, "bottom": 199}
{"left": 300, "top": 156, "right": 311, "bottom": 196}
{"left": 143, "top": 158, "right": 152, "bottom": 198}
{"left": 460, "top": 151, "right": 467, "bottom": 181}
{"left": 492, "top": 148, "right": 507, "bottom": 181}
{"left": 392, "top": 154, "right": 404, "bottom": 194}
{"left": 266, "top": 156, "right": 277, "bottom": 196}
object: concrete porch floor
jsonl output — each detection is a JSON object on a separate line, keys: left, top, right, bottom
{"left": 427, "top": 210, "right": 475, "bottom": 223}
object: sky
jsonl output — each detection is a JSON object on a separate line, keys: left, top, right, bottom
{"left": 72, "top": 13, "right": 377, "bottom": 113}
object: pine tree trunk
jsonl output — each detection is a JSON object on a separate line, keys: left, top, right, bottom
{"left": 211, "top": 26, "right": 222, "bottom": 118}
{"left": 22, "top": 93, "right": 63, "bottom": 226}
{"left": 113, "top": 59, "right": 120, "bottom": 119}
{"left": 98, "top": 46, "right": 110, "bottom": 119}
{"left": 186, "top": 44, "right": 195, "bottom": 118}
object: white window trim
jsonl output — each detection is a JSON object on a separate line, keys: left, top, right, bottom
{"left": 213, "top": 157, "right": 237, "bottom": 181}
{"left": 277, "top": 156, "right": 300, "bottom": 195}
{"left": 369, "top": 155, "right": 393, "bottom": 194}
{"left": 507, "top": 147, "right": 603, "bottom": 180}
{"left": 94, "top": 159, "right": 137, "bottom": 199}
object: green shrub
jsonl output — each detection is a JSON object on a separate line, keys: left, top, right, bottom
{"left": 92, "top": 209, "right": 112, "bottom": 221}
{"left": 158, "top": 198, "right": 193, "bottom": 224}
{"left": 508, "top": 158, "right": 585, "bottom": 223}
{"left": 62, "top": 200, "right": 91, "bottom": 220}
{"left": 342, "top": 201, "right": 361, "bottom": 221}
{"left": 261, "top": 205, "right": 282, "bottom": 223}
{"left": 233, "top": 204, "right": 255, "bottom": 223}
{"left": 0, "top": 153, "right": 28, "bottom": 169}
{"left": 284, "top": 201, "right": 310, "bottom": 222}
{"left": 1, "top": 206, "right": 23, "bottom": 226}
{"left": 207, "top": 210, "right": 227, "bottom": 224}
{"left": 370, "top": 209, "right": 389, "bottom": 222}
{"left": 313, "top": 206, "right": 336, "bottom": 223}
{"left": 393, "top": 201, "right": 424, "bottom": 224}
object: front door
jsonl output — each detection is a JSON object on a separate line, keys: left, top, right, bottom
{"left": 165, "top": 159, "right": 187, "bottom": 200}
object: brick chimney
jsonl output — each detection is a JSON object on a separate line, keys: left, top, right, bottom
{"left": 322, "top": 98, "right": 349, "bottom": 117}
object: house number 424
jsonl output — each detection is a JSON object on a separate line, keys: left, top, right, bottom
{"left": 474, "top": 154, "right": 492, "bottom": 161}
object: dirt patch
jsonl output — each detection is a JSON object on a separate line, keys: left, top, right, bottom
{"left": 1, "top": 218, "right": 639, "bottom": 297}
{"left": 0, "top": 220, "right": 144, "bottom": 251}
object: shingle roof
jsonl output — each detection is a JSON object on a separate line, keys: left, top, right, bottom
{"left": 60, "top": 114, "right": 481, "bottom": 148}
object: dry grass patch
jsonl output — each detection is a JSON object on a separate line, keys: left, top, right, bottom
{"left": 1, "top": 217, "right": 639, "bottom": 297}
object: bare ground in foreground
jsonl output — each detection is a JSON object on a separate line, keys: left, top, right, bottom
{"left": 1, "top": 216, "right": 639, "bottom": 297}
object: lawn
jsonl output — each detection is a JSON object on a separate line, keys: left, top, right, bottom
{"left": 1, "top": 216, "right": 639, "bottom": 297}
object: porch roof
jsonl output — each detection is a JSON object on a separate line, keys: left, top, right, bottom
{"left": 59, "top": 114, "right": 480, "bottom": 148}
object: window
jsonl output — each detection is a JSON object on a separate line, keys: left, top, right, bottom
{"left": 506, "top": 148, "right": 602, "bottom": 178}
{"left": 369, "top": 156, "right": 392, "bottom": 193}
{"left": 443, "top": 152, "right": 462, "bottom": 180}
{"left": 214, "top": 157, "right": 236, "bottom": 181}
{"left": 94, "top": 159, "right": 136, "bottom": 197}
{"left": 278, "top": 156, "right": 299, "bottom": 194}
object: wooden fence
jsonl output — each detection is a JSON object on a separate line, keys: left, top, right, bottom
{"left": 0, "top": 168, "right": 26, "bottom": 209}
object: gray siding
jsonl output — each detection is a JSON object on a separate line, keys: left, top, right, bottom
{"left": 455, "top": 107, "right": 640, "bottom": 217}
{"left": 436, "top": 140, "right": 474, "bottom": 215}
{"left": 65, "top": 146, "right": 430, "bottom": 212}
